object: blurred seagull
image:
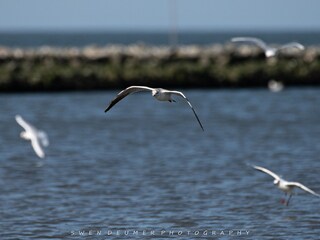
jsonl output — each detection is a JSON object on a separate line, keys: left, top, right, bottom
{"left": 231, "top": 37, "right": 305, "bottom": 58}
{"left": 253, "top": 165, "right": 320, "bottom": 206}
{"left": 104, "top": 86, "right": 204, "bottom": 131}
{"left": 15, "top": 115, "right": 49, "bottom": 159}
{"left": 268, "top": 80, "right": 284, "bottom": 92}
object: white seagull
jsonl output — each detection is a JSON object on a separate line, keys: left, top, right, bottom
{"left": 231, "top": 37, "right": 305, "bottom": 58}
{"left": 268, "top": 80, "right": 284, "bottom": 93}
{"left": 253, "top": 165, "right": 320, "bottom": 206}
{"left": 104, "top": 86, "right": 204, "bottom": 131}
{"left": 15, "top": 115, "right": 49, "bottom": 159}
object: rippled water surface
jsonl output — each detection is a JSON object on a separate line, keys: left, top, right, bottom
{"left": 0, "top": 89, "right": 320, "bottom": 239}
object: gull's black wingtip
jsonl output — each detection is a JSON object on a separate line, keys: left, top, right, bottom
{"left": 104, "top": 103, "right": 113, "bottom": 112}
{"left": 104, "top": 106, "right": 110, "bottom": 113}
{"left": 197, "top": 118, "right": 204, "bottom": 132}
{"left": 104, "top": 104, "right": 113, "bottom": 112}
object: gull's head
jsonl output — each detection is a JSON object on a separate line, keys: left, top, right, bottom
{"left": 273, "top": 179, "right": 280, "bottom": 185}
{"left": 20, "top": 131, "right": 29, "bottom": 140}
{"left": 152, "top": 89, "right": 159, "bottom": 97}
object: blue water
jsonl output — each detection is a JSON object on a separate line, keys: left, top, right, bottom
{"left": 0, "top": 31, "right": 319, "bottom": 47}
{"left": 0, "top": 88, "right": 320, "bottom": 239}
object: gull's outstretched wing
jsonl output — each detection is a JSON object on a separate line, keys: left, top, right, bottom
{"left": 105, "top": 86, "right": 154, "bottom": 112}
{"left": 287, "top": 182, "right": 320, "bottom": 197}
{"left": 38, "top": 131, "right": 49, "bottom": 147}
{"left": 15, "top": 115, "right": 33, "bottom": 132}
{"left": 169, "top": 90, "right": 204, "bottom": 131}
{"left": 278, "top": 42, "right": 305, "bottom": 51}
{"left": 253, "top": 165, "right": 281, "bottom": 180}
{"left": 30, "top": 137, "right": 45, "bottom": 158}
{"left": 231, "top": 37, "right": 268, "bottom": 51}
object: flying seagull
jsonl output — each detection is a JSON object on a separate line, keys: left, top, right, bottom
{"left": 104, "top": 86, "right": 204, "bottom": 131}
{"left": 253, "top": 165, "right": 320, "bottom": 206}
{"left": 231, "top": 37, "right": 305, "bottom": 58}
{"left": 15, "top": 115, "right": 49, "bottom": 159}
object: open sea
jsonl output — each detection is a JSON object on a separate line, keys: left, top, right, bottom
{"left": 0, "top": 31, "right": 320, "bottom": 47}
{"left": 0, "top": 88, "right": 320, "bottom": 239}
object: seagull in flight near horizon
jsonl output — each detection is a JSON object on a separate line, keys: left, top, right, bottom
{"left": 104, "top": 86, "right": 204, "bottom": 131}
{"left": 231, "top": 37, "right": 305, "bottom": 58}
{"left": 15, "top": 115, "right": 49, "bottom": 159}
{"left": 253, "top": 165, "right": 320, "bottom": 206}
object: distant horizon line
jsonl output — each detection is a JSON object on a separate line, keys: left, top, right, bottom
{"left": 0, "top": 28, "right": 320, "bottom": 34}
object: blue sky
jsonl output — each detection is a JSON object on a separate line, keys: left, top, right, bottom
{"left": 0, "top": 0, "right": 319, "bottom": 31}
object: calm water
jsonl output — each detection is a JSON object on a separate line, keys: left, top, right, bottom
{"left": 0, "top": 89, "right": 320, "bottom": 239}
{"left": 0, "top": 31, "right": 319, "bottom": 47}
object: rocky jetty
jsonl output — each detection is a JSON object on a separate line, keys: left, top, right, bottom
{"left": 0, "top": 44, "right": 320, "bottom": 92}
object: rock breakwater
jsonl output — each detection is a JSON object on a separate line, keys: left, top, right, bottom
{"left": 0, "top": 44, "right": 319, "bottom": 92}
